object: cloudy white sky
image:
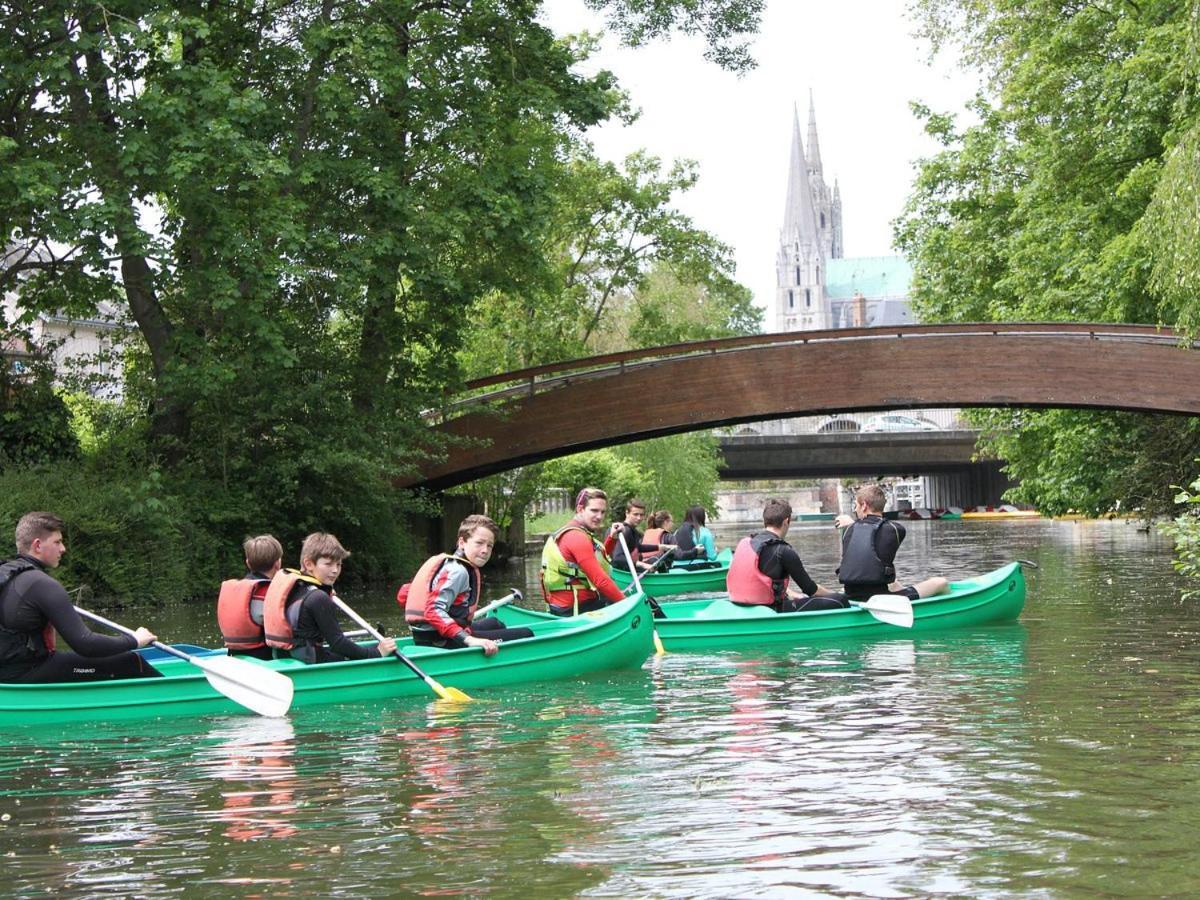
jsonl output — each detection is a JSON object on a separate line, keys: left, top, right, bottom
{"left": 540, "top": 0, "right": 980, "bottom": 312}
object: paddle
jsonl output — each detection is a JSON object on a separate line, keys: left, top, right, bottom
{"left": 75, "top": 606, "right": 294, "bottom": 717}
{"left": 326, "top": 593, "right": 472, "bottom": 703}
{"left": 848, "top": 594, "right": 914, "bottom": 629}
{"left": 617, "top": 532, "right": 667, "bottom": 655}
{"left": 472, "top": 588, "right": 522, "bottom": 620}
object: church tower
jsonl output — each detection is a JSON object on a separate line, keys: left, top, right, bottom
{"left": 775, "top": 94, "right": 842, "bottom": 332}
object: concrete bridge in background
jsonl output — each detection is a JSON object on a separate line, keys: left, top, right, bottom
{"left": 403, "top": 323, "right": 1200, "bottom": 492}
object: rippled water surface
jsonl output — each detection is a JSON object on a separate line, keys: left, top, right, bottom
{"left": 3, "top": 519, "right": 1199, "bottom": 897}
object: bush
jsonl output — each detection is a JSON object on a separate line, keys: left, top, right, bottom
{"left": 1161, "top": 465, "right": 1200, "bottom": 601}
{"left": 0, "top": 459, "right": 211, "bottom": 603}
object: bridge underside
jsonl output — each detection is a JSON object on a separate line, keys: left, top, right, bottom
{"left": 716, "top": 432, "right": 982, "bottom": 480}
{"left": 408, "top": 330, "right": 1200, "bottom": 490}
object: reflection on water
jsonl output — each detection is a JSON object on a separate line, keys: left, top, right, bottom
{"left": 4, "top": 520, "right": 1200, "bottom": 896}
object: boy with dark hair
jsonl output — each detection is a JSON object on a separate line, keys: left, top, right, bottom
{"left": 726, "top": 499, "right": 846, "bottom": 613}
{"left": 610, "top": 498, "right": 670, "bottom": 572}
{"left": 834, "top": 484, "right": 949, "bottom": 601}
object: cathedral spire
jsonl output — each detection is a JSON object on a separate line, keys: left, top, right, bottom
{"left": 783, "top": 104, "right": 818, "bottom": 245}
{"left": 806, "top": 90, "right": 824, "bottom": 177}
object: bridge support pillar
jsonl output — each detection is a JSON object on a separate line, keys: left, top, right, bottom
{"left": 923, "top": 462, "right": 1011, "bottom": 509}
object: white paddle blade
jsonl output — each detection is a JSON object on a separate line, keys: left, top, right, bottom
{"left": 194, "top": 655, "right": 294, "bottom": 717}
{"left": 855, "top": 595, "right": 915, "bottom": 629}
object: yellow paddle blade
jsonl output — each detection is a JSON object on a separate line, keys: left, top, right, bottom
{"left": 653, "top": 630, "right": 667, "bottom": 655}
{"left": 432, "top": 682, "right": 474, "bottom": 702}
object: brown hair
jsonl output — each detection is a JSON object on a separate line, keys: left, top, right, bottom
{"left": 574, "top": 487, "right": 607, "bottom": 510}
{"left": 15, "top": 511, "right": 64, "bottom": 554}
{"left": 458, "top": 514, "right": 499, "bottom": 542}
{"left": 855, "top": 483, "right": 888, "bottom": 514}
{"left": 300, "top": 532, "right": 350, "bottom": 565}
{"left": 243, "top": 534, "right": 283, "bottom": 573}
{"left": 625, "top": 498, "right": 646, "bottom": 513}
{"left": 648, "top": 510, "right": 673, "bottom": 529}
{"left": 762, "top": 498, "right": 792, "bottom": 528}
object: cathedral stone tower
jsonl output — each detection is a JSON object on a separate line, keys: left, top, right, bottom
{"left": 775, "top": 94, "right": 843, "bottom": 332}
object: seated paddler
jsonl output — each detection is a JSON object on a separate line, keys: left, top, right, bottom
{"left": 0, "top": 511, "right": 161, "bottom": 683}
{"left": 264, "top": 532, "right": 397, "bottom": 664}
{"left": 540, "top": 487, "right": 625, "bottom": 616}
{"left": 400, "top": 514, "right": 533, "bottom": 655}
{"left": 609, "top": 498, "right": 669, "bottom": 572}
{"left": 216, "top": 533, "right": 283, "bottom": 660}
{"left": 726, "top": 498, "right": 847, "bottom": 613}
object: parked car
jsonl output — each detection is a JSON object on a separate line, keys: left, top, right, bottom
{"left": 816, "top": 415, "right": 862, "bottom": 433}
{"left": 862, "top": 414, "right": 940, "bottom": 433}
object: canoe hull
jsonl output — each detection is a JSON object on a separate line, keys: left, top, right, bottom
{"left": 503, "top": 562, "right": 1026, "bottom": 652}
{"left": 611, "top": 547, "right": 733, "bottom": 598}
{"left": 0, "top": 594, "right": 656, "bottom": 725}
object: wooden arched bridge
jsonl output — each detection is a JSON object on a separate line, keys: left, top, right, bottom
{"left": 404, "top": 323, "right": 1200, "bottom": 490}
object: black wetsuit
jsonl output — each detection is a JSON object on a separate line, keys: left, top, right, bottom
{"left": 289, "top": 586, "right": 385, "bottom": 664}
{"left": 755, "top": 541, "right": 848, "bottom": 613}
{"left": 0, "top": 555, "right": 161, "bottom": 683}
{"left": 610, "top": 523, "right": 663, "bottom": 572}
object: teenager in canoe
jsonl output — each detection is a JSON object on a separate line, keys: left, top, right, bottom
{"left": 610, "top": 498, "right": 671, "bottom": 572}
{"left": 673, "top": 506, "right": 718, "bottom": 563}
{"left": 540, "top": 487, "right": 625, "bottom": 616}
{"left": 401, "top": 514, "right": 532, "bottom": 655}
{"left": 834, "top": 483, "right": 949, "bottom": 602}
{"left": 726, "top": 498, "right": 847, "bottom": 612}
{"left": 0, "top": 511, "right": 162, "bottom": 682}
{"left": 641, "top": 510, "right": 676, "bottom": 564}
{"left": 264, "top": 532, "right": 397, "bottom": 663}
{"left": 217, "top": 534, "right": 283, "bottom": 660}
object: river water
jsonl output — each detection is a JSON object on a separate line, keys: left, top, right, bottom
{"left": 2, "top": 518, "right": 1197, "bottom": 897}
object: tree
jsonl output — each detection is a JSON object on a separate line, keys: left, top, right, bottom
{"left": 0, "top": 0, "right": 765, "bottom": 592}
{"left": 896, "top": 0, "right": 1200, "bottom": 517}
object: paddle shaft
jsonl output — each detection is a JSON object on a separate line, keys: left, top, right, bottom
{"left": 327, "top": 593, "right": 470, "bottom": 700}
{"left": 75, "top": 606, "right": 189, "bottom": 663}
{"left": 473, "top": 589, "right": 521, "bottom": 619}
{"left": 617, "top": 532, "right": 667, "bottom": 654}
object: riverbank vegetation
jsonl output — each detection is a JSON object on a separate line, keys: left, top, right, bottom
{"left": 0, "top": 0, "right": 764, "bottom": 600}
{"left": 896, "top": 0, "right": 1200, "bottom": 521}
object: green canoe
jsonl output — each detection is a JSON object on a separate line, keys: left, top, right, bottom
{"left": 0, "top": 593, "right": 656, "bottom": 726}
{"left": 502, "top": 562, "right": 1026, "bottom": 652}
{"left": 611, "top": 547, "right": 733, "bottom": 598}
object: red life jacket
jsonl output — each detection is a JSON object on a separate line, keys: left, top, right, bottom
{"left": 401, "top": 554, "right": 481, "bottom": 629}
{"left": 216, "top": 577, "right": 271, "bottom": 650}
{"left": 726, "top": 535, "right": 783, "bottom": 606}
{"left": 263, "top": 570, "right": 322, "bottom": 650}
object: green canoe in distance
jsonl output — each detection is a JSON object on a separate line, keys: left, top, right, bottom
{"left": 612, "top": 547, "right": 733, "bottom": 598}
{"left": 501, "top": 562, "right": 1026, "bottom": 652}
{"left": 0, "top": 593, "right": 656, "bottom": 726}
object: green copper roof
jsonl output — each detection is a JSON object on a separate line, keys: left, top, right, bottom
{"left": 826, "top": 256, "right": 911, "bottom": 300}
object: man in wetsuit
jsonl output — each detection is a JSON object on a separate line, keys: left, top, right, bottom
{"left": 609, "top": 499, "right": 669, "bottom": 572}
{"left": 0, "top": 511, "right": 161, "bottom": 683}
{"left": 834, "top": 483, "right": 949, "bottom": 602}
{"left": 726, "top": 498, "right": 847, "bottom": 612}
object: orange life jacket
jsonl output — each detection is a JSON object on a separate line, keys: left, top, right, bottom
{"left": 263, "top": 570, "right": 323, "bottom": 650}
{"left": 642, "top": 528, "right": 666, "bottom": 559}
{"left": 402, "top": 554, "right": 481, "bottom": 628}
{"left": 726, "top": 535, "right": 783, "bottom": 606}
{"left": 216, "top": 577, "right": 271, "bottom": 650}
